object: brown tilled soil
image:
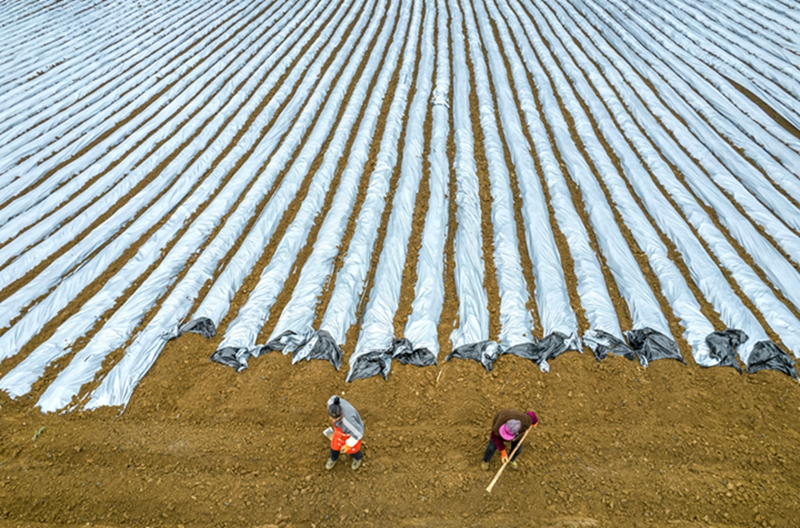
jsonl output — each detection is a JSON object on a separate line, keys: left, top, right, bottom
{"left": 2, "top": 333, "right": 799, "bottom": 528}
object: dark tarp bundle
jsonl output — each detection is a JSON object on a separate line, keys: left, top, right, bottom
{"left": 293, "top": 330, "right": 343, "bottom": 370}
{"left": 177, "top": 317, "right": 217, "bottom": 339}
{"left": 747, "top": 341, "right": 799, "bottom": 380}
{"left": 395, "top": 345, "right": 438, "bottom": 367}
{"left": 445, "top": 341, "right": 503, "bottom": 372}
{"left": 626, "top": 327, "right": 685, "bottom": 367}
{"left": 505, "top": 332, "right": 573, "bottom": 372}
{"left": 583, "top": 329, "right": 635, "bottom": 361}
{"left": 705, "top": 329, "right": 747, "bottom": 373}
{"left": 210, "top": 346, "right": 251, "bottom": 372}
{"left": 345, "top": 338, "right": 438, "bottom": 382}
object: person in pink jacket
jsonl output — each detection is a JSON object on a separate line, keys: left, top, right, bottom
{"left": 481, "top": 409, "right": 538, "bottom": 471}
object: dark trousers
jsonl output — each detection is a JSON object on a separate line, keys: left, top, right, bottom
{"left": 482, "top": 438, "right": 521, "bottom": 463}
{"left": 330, "top": 448, "right": 362, "bottom": 462}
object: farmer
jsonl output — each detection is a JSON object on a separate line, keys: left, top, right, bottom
{"left": 481, "top": 409, "right": 538, "bottom": 471}
{"left": 323, "top": 395, "right": 364, "bottom": 470}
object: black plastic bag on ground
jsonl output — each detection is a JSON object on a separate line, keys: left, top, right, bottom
{"left": 177, "top": 317, "right": 216, "bottom": 339}
{"left": 626, "top": 327, "right": 685, "bottom": 367}
{"left": 210, "top": 346, "right": 251, "bottom": 372}
{"left": 505, "top": 332, "right": 571, "bottom": 372}
{"left": 445, "top": 341, "right": 503, "bottom": 372}
{"left": 583, "top": 329, "right": 635, "bottom": 361}
{"left": 346, "top": 350, "right": 392, "bottom": 382}
{"left": 705, "top": 329, "right": 747, "bottom": 373}
{"left": 747, "top": 341, "right": 798, "bottom": 380}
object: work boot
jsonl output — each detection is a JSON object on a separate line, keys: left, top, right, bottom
{"left": 351, "top": 457, "right": 362, "bottom": 470}
{"left": 325, "top": 458, "right": 336, "bottom": 470}
{"left": 509, "top": 461, "right": 519, "bottom": 470}
{"left": 481, "top": 461, "right": 490, "bottom": 471}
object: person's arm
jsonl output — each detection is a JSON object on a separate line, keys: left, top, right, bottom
{"left": 490, "top": 431, "right": 506, "bottom": 452}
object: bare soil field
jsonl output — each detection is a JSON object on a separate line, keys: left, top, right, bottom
{"left": 2, "top": 337, "right": 800, "bottom": 527}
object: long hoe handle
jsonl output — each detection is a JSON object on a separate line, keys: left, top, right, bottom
{"left": 485, "top": 427, "right": 531, "bottom": 493}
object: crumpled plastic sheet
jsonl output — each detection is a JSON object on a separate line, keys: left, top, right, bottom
{"left": 747, "top": 341, "right": 799, "bottom": 380}
{"left": 348, "top": 0, "right": 433, "bottom": 373}
{"left": 264, "top": 0, "right": 405, "bottom": 350}
{"left": 0, "top": 0, "right": 296, "bottom": 333}
{"left": 583, "top": 329, "right": 635, "bottom": 362}
{"left": 210, "top": 347, "right": 252, "bottom": 373}
{"left": 706, "top": 329, "right": 748, "bottom": 373}
{"left": 0, "top": 0, "right": 234, "bottom": 178}
{"left": 627, "top": 327, "right": 686, "bottom": 367}
{"left": 448, "top": 0, "right": 489, "bottom": 349}
{"left": 196, "top": 0, "right": 382, "bottom": 348}
{"left": 560, "top": 0, "right": 800, "bottom": 360}
{"left": 587, "top": 0, "right": 800, "bottom": 237}
{"left": 308, "top": 0, "right": 417, "bottom": 356}
{"left": 0, "top": 1, "right": 267, "bottom": 233}
{"left": 0, "top": 0, "right": 313, "bottom": 373}
{"left": 445, "top": 341, "right": 503, "bottom": 372}
{"left": 506, "top": 0, "right": 672, "bottom": 340}
{"left": 204, "top": 0, "right": 385, "bottom": 374}
{"left": 638, "top": 0, "right": 800, "bottom": 122}
{"left": 402, "top": 0, "right": 450, "bottom": 358}
{"left": 614, "top": 0, "right": 800, "bottom": 130}
{"left": 462, "top": 4, "right": 536, "bottom": 348}
{"left": 82, "top": 0, "right": 371, "bottom": 410}
{"left": 490, "top": 0, "right": 623, "bottom": 342}
{"left": 506, "top": 333, "right": 582, "bottom": 373}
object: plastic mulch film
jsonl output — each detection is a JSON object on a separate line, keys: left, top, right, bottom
{"left": 29, "top": 0, "right": 349, "bottom": 412}
{"left": 747, "top": 342, "right": 799, "bottom": 381}
{"left": 265, "top": 0, "right": 406, "bottom": 359}
{"left": 489, "top": 0, "right": 624, "bottom": 346}
{"left": 0, "top": 0, "right": 326, "bottom": 402}
{"left": 174, "top": 0, "right": 361, "bottom": 339}
{"left": 196, "top": 0, "right": 377, "bottom": 359}
{"left": 346, "top": 0, "right": 434, "bottom": 381}
{"left": 503, "top": 0, "right": 673, "bottom": 342}
{"left": 463, "top": 1, "right": 537, "bottom": 349}
{"left": 402, "top": 0, "right": 451, "bottom": 360}
{"left": 84, "top": 0, "right": 382, "bottom": 408}
{"left": 627, "top": 328, "right": 686, "bottom": 367}
{"left": 529, "top": 0, "right": 719, "bottom": 364}
{"left": 448, "top": 0, "right": 489, "bottom": 350}
{"left": 560, "top": 0, "right": 800, "bottom": 362}
{"left": 304, "top": 0, "right": 418, "bottom": 372}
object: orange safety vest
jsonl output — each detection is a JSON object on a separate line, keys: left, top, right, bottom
{"left": 331, "top": 426, "right": 362, "bottom": 454}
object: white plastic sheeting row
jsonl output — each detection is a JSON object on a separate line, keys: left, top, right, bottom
{"left": 402, "top": 0, "right": 451, "bottom": 356}
{"left": 1, "top": 0, "right": 799, "bottom": 414}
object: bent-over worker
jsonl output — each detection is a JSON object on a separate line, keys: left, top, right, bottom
{"left": 481, "top": 409, "right": 538, "bottom": 471}
{"left": 324, "top": 395, "right": 364, "bottom": 470}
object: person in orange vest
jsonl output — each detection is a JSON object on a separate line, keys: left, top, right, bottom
{"left": 481, "top": 409, "right": 538, "bottom": 471}
{"left": 323, "top": 395, "right": 364, "bottom": 470}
